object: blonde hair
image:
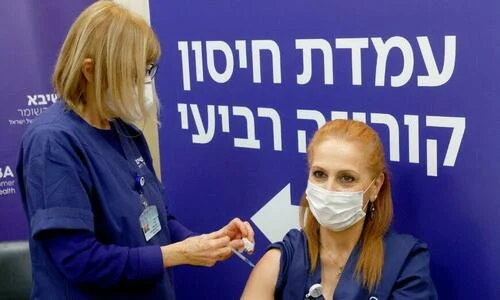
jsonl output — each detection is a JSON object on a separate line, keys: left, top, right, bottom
{"left": 299, "top": 119, "right": 393, "bottom": 291}
{"left": 52, "top": 0, "right": 161, "bottom": 124}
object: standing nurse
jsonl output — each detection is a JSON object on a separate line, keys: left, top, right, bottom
{"left": 17, "top": 1, "right": 254, "bottom": 299}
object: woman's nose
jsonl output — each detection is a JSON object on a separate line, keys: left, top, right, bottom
{"left": 323, "top": 179, "right": 336, "bottom": 192}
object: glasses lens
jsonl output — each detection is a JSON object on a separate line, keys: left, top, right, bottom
{"left": 147, "top": 64, "right": 158, "bottom": 80}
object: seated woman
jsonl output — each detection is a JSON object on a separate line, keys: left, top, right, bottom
{"left": 242, "top": 119, "right": 437, "bottom": 299}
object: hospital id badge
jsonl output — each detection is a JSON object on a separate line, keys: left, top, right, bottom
{"left": 139, "top": 205, "right": 161, "bottom": 242}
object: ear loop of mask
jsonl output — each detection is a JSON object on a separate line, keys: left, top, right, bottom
{"left": 346, "top": 178, "right": 376, "bottom": 214}
{"left": 361, "top": 177, "right": 378, "bottom": 213}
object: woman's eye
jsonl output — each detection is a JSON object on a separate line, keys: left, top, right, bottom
{"left": 313, "top": 170, "right": 327, "bottom": 178}
{"left": 340, "top": 175, "right": 355, "bottom": 183}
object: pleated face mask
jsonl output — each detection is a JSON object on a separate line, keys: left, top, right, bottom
{"left": 305, "top": 178, "right": 375, "bottom": 231}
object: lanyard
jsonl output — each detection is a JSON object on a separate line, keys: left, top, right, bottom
{"left": 135, "top": 174, "right": 149, "bottom": 208}
{"left": 111, "top": 120, "right": 152, "bottom": 208}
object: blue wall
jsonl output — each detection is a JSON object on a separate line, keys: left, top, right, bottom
{"left": 0, "top": 0, "right": 93, "bottom": 241}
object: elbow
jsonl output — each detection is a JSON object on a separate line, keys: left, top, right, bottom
{"left": 56, "top": 260, "right": 120, "bottom": 288}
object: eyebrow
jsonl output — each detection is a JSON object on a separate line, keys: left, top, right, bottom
{"left": 310, "top": 165, "right": 359, "bottom": 175}
{"left": 310, "top": 165, "right": 326, "bottom": 171}
{"left": 337, "top": 170, "right": 360, "bottom": 177}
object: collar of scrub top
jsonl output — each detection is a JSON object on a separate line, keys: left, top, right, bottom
{"left": 110, "top": 120, "right": 143, "bottom": 164}
{"left": 111, "top": 120, "right": 152, "bottom": 208}
{"left": 305, "top": 242, "right": 361, "bottom": 299}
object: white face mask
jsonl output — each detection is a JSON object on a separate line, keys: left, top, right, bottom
{"left": 107, "top": 79, "right": 155, "bottom": 121}
{"left": 139, "top": 81, "right": 155, "bottom": 112}
{"left": 306, "top": 179, "right": 375, "bottom": 232}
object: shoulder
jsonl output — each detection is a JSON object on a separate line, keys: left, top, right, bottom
{"left": 382, "top": 230, "right": 430, "bottom": 272}
{"left": 23, "top": 102, "right": 81, "bottom": 145}
{"left": 383, "top": 230, "right": 429, "bottom": 257}
{"left": 27, "top": 101, "right": 73, "bottom": 128}
{"left": 241, "top": 248, "right": 281, "bottom": 299}
{"left": 267, "top": 228, "right": 306, "bottom": 264}
{"left": 255, "top": 247, "right": 282, "bottom": 278}
{"left": 22, "top": 124, "right": 81, "bottom": 160}
{"left": 20, "top": 104, "right": 88, "bottom": 163}
{"left": 383, "top": 231, "right": 438, "bottom": 297}
{"left": 384, "top": 230, "right": 432, "bottom": 267}
{"left": 267, "top": 229, "right": 307, "bottom": 271}
{"left": 268, "top": 228, "right": 306, "bottom": 254}
{"left": 266, "top": 229, "right": 309, "bottom": 289}
{"left": 242, "top": 230, "right": 304, "bottom": 300}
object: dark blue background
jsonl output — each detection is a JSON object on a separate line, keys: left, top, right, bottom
{"left": 0, "top": 0, "right": 93, "bottom": 241}
{"left": 151, "top": 0, "right": 500, "bottom": 298}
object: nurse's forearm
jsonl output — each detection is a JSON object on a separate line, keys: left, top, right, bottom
{"left": 161, "top": 242, "right": 188, "bottom": 268}
{"left": 160, "top": 233, "right": 232, "bottom": 268}
{"left": 167, "top": 218, "right": 197, "bottom": 242}
{"left": 44, "top": 230, "right": 165, "bottom": 287}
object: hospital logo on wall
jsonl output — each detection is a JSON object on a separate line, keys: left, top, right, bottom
{"left": 8, "top": 93, "right": 57, "bottom": 127}
{"left": 0, "top": 165, "right": 16, "bottom": 197}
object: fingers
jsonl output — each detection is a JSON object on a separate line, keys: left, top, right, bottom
{"left": 193, "top": 218, "right": 255, "bottom": 267}
{"left": 226, "top": 218, "right": 254, "bottom": 238}
{"left": 214, "top": 246, "right": 233, "bottom": 261}
{"left": 229, "top": 239, "right": 245, "bottom": 252}
{"left": 210, "top": 235, "right": 230, "bottom": 249}
{"left": 242, "top": 221, "right": 255, "bottom": 254}
{"left": 207, "top": 228, "right": 227, "bottom": 239}
{"left": 233, "top": 218, "right": 249, "bottom": 237}
{"left": 243, "top": 221, "right": 255, "bottom": 243}
{"left": 221, "top": 218, "right": 256, "bottom": 254}
{"left": 203, "top": 236, "right": 231, "bottom": 265}
{"left": 184, "top": 234, "right": 231, "bottom": 267}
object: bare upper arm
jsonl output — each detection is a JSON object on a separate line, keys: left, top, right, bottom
{"left": 240, "top": 248, "right": 281, "bottom": 300}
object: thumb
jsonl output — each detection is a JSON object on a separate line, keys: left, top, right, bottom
{"left": 229, "top": 239, "right": 244, "bottom": 251}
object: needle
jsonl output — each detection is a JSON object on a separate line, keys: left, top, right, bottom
{"left": 231, "top": 248, "right": 255, "bottom": 268}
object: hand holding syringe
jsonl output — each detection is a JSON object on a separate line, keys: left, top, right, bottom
{"left": 231, "top": 238, "right": 255, "bottom": 268}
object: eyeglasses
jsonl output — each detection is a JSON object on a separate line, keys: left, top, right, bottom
{"left": 145, "top": 63, "right": 159, "bottom": 82}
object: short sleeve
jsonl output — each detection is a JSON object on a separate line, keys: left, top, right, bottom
{"left": 266, "top": 229, "right": 303, "bottom": 293}
{"left": 391, "top": 241, "right": 438, "bottom": 299}
{"left": 21, "top": 129, "right": 94, "bottom": 238}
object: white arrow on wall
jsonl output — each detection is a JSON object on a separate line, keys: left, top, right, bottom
{"left": 251, "top": 183, "right": 301, "bottom": 243}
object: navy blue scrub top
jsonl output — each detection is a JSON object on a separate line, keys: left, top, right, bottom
{"left": 17, "top": 101, "right": 176, "bottom": 299}
{"left": 270, "top": 229, "right": 438, "bottom": 300}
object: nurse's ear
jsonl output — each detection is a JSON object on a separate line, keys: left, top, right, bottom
{"left": 370, "top": 172, "right": 385, "bottom": 202}
{"left": 81, "top": 58, "right": 95, "bottom": 83}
